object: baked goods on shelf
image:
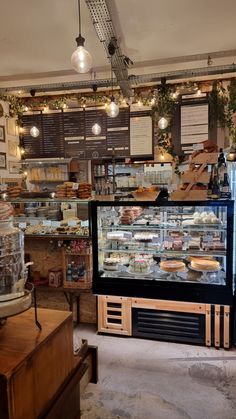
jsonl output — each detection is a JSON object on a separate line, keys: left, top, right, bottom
{"left": 0, "top": 202, "right": 14, "bottom": 220}
{"left": 190, "top": 257, "right": 220, "bottom": 271}
{"left": 134, "top": 232, "right": 157, "bottom": 242}
{"left": 129, "top": 258, "right": 150, "bottom": 274}
{"left": 160, "top": 260, "right": 186, "bottom": 272}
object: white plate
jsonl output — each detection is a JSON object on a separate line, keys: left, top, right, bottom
{"left": 188, "top": 264, "right": 221, "bottom": 273}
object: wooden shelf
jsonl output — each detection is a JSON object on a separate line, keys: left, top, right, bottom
{"left": 35, "top": 284, "right": 91, "bottom": 293}
{"left": 25, "top": 234, "right": 91, "bottom": 240}
{"left": 29, "top": 179, "right": 67, "bottom": 184}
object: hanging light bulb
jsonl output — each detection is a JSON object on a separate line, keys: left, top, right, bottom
{"left": 30, "top": 126, "right": 39, "bottom": 138}
{"left": 106, "top": 41, "right": 119, "bottom": 118}
{"left": 158, "top": 117, "right": 168, "bottom": 130}
{"left": 92, "top": 123, "right": 101, "bottom": 135}
{"left": 71, "top": 0, "right": 92, "bottom": 73}
{"left": 91, "top": 84, "right": 102, "bottom": 135}
{"left": 106, "top": 98, "right": 119, "bottom": 118}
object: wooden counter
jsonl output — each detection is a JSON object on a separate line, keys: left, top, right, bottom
{"left": 0, "top": 308, "right": 95, "bottom": 419}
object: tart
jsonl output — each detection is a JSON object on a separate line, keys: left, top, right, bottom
{"left": 160, "top": 260, "right": 185, "bottom": 272}
{"left": 190, "top": 258, "right": 220, "bottom": 271}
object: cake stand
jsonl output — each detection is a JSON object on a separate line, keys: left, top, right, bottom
{"left": 188, "top": 265, "right": 222, "bottom": 283}
{"left": 158, "top": 264, "right": 188, "bottom": 281}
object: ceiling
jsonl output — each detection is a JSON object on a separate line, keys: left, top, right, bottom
{"left": 0, "top": 0, "right": 236, "bottom": 90}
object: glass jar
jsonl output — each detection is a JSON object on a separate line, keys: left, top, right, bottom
{"left": 0, "top": 218, "right": 24, "bottom": 298}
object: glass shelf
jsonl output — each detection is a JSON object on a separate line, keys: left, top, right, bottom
{"left": 99, "top": 248, "right": 227, "bottom": 257}
{"left": 98, "top": 224, "right": 227, "bottom": 232}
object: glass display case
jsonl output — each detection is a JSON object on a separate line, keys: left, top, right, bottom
{"left": 91, "top": 200, "right": 234, "bottom": 305}
{"left": 1, "top": 198, "right": 91, "bottom": 239}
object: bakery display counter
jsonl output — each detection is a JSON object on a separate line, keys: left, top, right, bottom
{"left": 92, "top": 200, "right": 234, "bottom": 347}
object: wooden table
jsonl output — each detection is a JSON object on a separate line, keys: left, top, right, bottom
{"left": 0, "top": 308, "right": 97, "bottom": 419}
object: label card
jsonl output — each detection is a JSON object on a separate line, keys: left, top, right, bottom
{"left": 43, "top": 220, "right": 52, "bottom": 227}
{"left": 72, "top": 183, "right": 79, "bottom": 190}
{"left": 68, "top": 220, "right": 77, "bottom": 227}
{"left": 52, "top": 221, "right": 60, "bottom": 228}
{"left": 19, "top": 222, "right": 26, "bottom": 229}
{"left": 81, "top": 220, "right": 89, "bottom": 227}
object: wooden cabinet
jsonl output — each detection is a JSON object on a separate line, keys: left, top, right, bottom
{"left": 98, "top": 295, "right": 132, "bottom": 336}
{"left": 0, "top": 308, "right": 97, "bottom": 419}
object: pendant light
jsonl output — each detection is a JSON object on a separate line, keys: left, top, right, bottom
{"left": 106, "top": 42, "right": 119, "bottom": 118}
{"left": 30, "top": 126, "right": 39, "bottom": 138}
{"left": 158, "top": 117, "right": 168, "bottom": 130}
{"left": 92, "top": 84, "right": 101, "bottom": 135}
{"left": 71, "top": 0, "right": 92, "bottom": 74}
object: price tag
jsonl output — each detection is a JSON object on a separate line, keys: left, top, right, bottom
{"left": 51, "top": 221, "right": 60, "bottom": 228}
{"left": 203, "top": 235, "right": 213, "bottom": 243}
{"left": 29, "top": 220, "right": 38, "bottom": 226}
{"left": 19, "top": 222, "right": 26, "bottom": 229}
{"left": 193, "top": 143, "right": 204, "bottom": 151}
{"left": 43, "top": 220, "right": 52, "bottom": 227}
{"left": 123, "top": 232, "right": 131, "bottom": 238}
{"left": 182, "top": 235, "right": 192, "bottom": 242}
{"left": 152, "top": 236, "right": 160, "bottom": 244}
{"left": 72, "top": 183, "right": 79, "bottom": 190}
{"left": 68, "top": 220, "right": 77, "bottom": 227}
{"left": 81, "top": 220, "right": 89, "bottom": 227}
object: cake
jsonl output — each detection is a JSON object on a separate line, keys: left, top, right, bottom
{"left": 190, "top": 258, "right": 220, "bottom": 271}
{"left": 129, "top": 258, "right": 150, "bottom": 274}
{"left": 134, "top": 232, "right": 156, "bottom": 242}
{"left": 160, "top": 260, "right": 185, "bottom": 272}
{"left": 0, "top": 202, "right": 14, "bottom": 220}
{"left": 103, "top": 257, "right": 120, "bottom": 271}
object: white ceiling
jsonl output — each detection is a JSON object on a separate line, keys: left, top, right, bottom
{"left": 0, "top": 0, "right": 236, "bottom": 86}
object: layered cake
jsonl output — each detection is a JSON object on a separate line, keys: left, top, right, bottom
{"left": 160, "top": 260, "right": 185, "bottom": 272}
{"left": 103, "top": 257, "right": 120, "bottom": 271}
{"left": 134, "top": 232, "right": 156, "bottom": 242}
{"left": 129, "top": 258, "right": 150, "bottom": 274}
{"left": 190, "top": 258, "right": 220, "bottom": 271}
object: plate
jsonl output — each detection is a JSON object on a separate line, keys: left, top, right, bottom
{"left": 126, "top": 267, "right": 153, "bottom": 276}
{"left": 188, "top": 264, "right": 221, "bottom": 273}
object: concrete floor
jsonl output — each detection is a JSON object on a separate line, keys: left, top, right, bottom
{"left": 75, "top": 325, "right": 236, "bottom": 419}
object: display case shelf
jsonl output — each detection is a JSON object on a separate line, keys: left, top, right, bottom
{"left": 99, "top": 248, "right": 227, "bottom": 257}
{"left": 99, "top": 224, "right": 227, "bottom": 232}
{"left": 25, "top": 234, "right": 91, "bottom": 239}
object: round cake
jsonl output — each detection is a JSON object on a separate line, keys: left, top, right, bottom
{"left": 129, "top": 258, "right": 149, "bottom": 274}
{"left": 191, "top": 258, "right": 220, "bottom": 271}
{"left": 103, "top": 257, "right": 120, "bottom": 271}
{"left": 160, "top": 260, "right": 185, "bottom": 272}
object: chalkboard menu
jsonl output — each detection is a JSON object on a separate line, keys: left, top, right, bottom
{"left": 42, "top": 111, "right": 64, "bottom": 157}
{"left": 64, "top": 108, "right": 85, "bottom": 158}
{"left": 22, "top": 106, "right": 153, "bottom": 160}
{"left": 22, "top": 112, "right": 44, "bottom": 158}
{"left": 130, "top": 105, "right": 153, "bottom": 158}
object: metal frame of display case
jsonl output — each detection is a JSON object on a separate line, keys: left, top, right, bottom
{"left": 91, "top": 200, "right": 234, "bottom": 306}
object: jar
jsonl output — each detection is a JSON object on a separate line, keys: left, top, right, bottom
{"left": 0, "top": 218, "right": 24, "bottom": 298}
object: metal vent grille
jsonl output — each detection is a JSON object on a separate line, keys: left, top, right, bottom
{"left": 133, "top": 308, "right": 205, "bottom": 344}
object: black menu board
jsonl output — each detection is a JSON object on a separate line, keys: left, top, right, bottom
{"left": 106, "top": 108, "right": 130, "bottom": 157}
{"left": 42, "top": 111, "right": 64, "bottom": 157}
{"left": 22, "top": 113, "right": 44, "bottom": 158}
{"left": 85, "top": 108, "right": 107, "bottom": 158}
{"left": 63, "top": 108, "right": 85, "bottom": 158}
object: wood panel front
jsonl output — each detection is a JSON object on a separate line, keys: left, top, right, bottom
{"left": 0, "top": 308, "right": 75, "bottom": 419}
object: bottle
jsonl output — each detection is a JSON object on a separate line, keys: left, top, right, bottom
{"left": 218, "top": 149, "right": 227, "bottom": 186}
{"left": 211, "top": 171, "right": 221, "bottom": 198}
{"left": 66, "top": 263, "right": 72, "bottom": 281}
{"left": 207, "top": 167, "right": 214, "bottom": 196}
{"left": 221, "top": 173, "right": 231, "bottom": 198}
{"left": 218, "top": 148, "right": 225, "bottom": 165}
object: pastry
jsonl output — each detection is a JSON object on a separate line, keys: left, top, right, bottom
{"left": 0, "top": 202, "right": 14, "bottom": 220}
{"left": 191, "top": 258, "right": 220, "bottom": 271}
{"left": 129, "top": 258, "right": 150, "bottom": 274}
{"left": 160, "top": 260, "right": 185, "bottom": 272}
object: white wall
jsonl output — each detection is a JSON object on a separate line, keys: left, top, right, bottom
{"left": 0, "top": 100, "right": 21, "bottom": 179}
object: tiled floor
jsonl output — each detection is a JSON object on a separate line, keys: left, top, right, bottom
{"left": 75, "top": 325, "right": 236, "bottom": 419}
